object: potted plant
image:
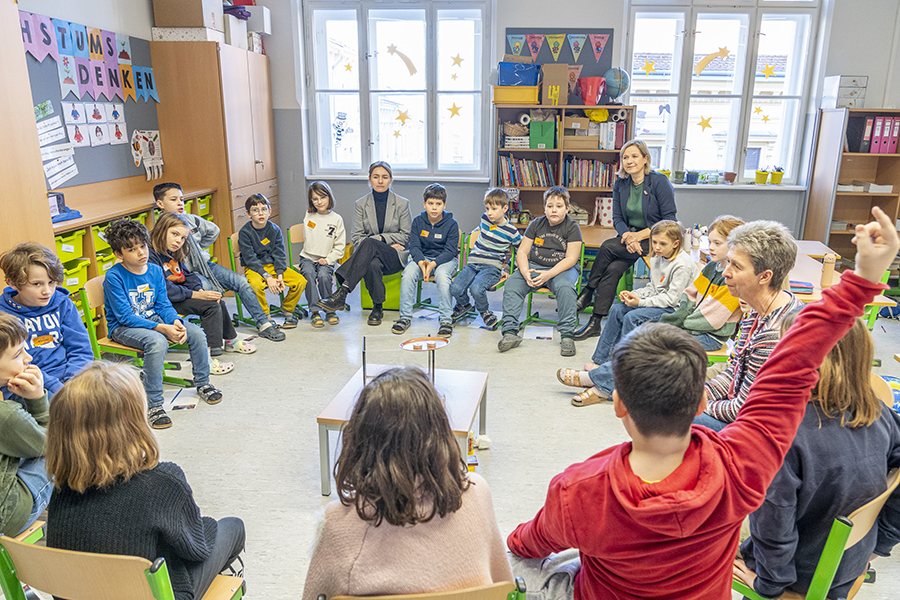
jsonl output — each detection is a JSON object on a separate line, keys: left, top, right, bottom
{"left": 754, "top": 168, "right": 769, "bottom": 184}
{"left": 770, "top": 166, "right": 784, "bottom": 184}
{"left": 685, "top": 170, "right": 700, "bottom": 185}
{"left": 723, "top": 171, "right": 737, "bottom": 184}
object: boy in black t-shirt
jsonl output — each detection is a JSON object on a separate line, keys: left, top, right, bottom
{"left": 498, "top": 186, "right": 583, "bottom": 356}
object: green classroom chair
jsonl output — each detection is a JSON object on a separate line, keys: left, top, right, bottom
{"left": 0, "top": 534, "right": 244, "bottom": 600}
{"left": 863, "top": 270, "right": 891, "bottom": 330}
{"left": 413, "top": 230, "right": 466, "bottom": 313}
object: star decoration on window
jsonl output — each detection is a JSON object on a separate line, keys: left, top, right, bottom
{"left": 640, "top": 60, "right": 657, "bottom": 76}
{"left": 344, "top": 63, "right": 352, "bottom": 72}
{"left": 451, "top": 73, "right": 458, "bottom": 81}
{"left": 754, "top": 106, "right": 763, "bottom": 115}
{"left": 387, "top": 44, "right": 397, "bottom": 54}
{"left": 760, "top": 63, "right": 776, "bottom": 79}
{"left": 396, "top": 110, "right": 410, "bottom": 125}
{"left": 393, "top": 130, "right": 401, "bottom": 138}
{"left": 698, "top": 116, "right": 712, "bottom": 131}
{"left": 451, "top": 54, "right": 464, "bottom": 67}
{"left": 761, "top": 115, "right": 770, "bottom": 123}
{"left": 447, "top": 103, "right": 462, "bottom": 118}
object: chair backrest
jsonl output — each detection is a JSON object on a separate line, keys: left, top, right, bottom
{"left": 870, "top": 373, "right": 894, "bottom": 409}
{"left": 289, "top": 223, "right": 305, "bottom": 245}
{"left": 845, "top": 468, "right": 900, "bottom": 549}
{"left": 468, "top": 230, "right": 480, "bottom": 250}
{"left": 0, "top": 536, "right": 165, "bottom": 600}
{"left": 330, "top": 581, "right": 517, "bottom": 600}
{"left": 83, "top": 274, "right": 106, "bottom": 312}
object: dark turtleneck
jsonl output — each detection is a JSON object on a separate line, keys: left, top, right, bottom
{"left": 373, "top": 189, "right": 389, "bottom": 234}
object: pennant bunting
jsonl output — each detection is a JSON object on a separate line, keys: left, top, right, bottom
{"left": 133, "top": 66, "right": 148, "bottom": 101}
{"left": 70, "top": 23, "right": 89, "bottom": 59}
{"left": 525, "top": 34, "right": 544, "bottom": 62}
{"left": 90, "top": 59, "right": 109, "bottom": 100}
{"left": 57, "top": 55, "right": 79, "bottom": 99}
{"left": 567, "top": 34, "right": 586, "bottom": 63}
{"left": 589, "top": 34, "right": 609, "bottom": 63}
{"left": 31, "top": 14, "right": 59, "bottom": 63}
{"left": 51, "top": 19, "right": 73, "bottom": 56}
{"left": 507, "top": 35, "right": 526, "bottom": 56}
{"left": 87, "top": 27, "right": 104, "bottom": 60}
{"left": 133, "top": 67, "right": 159, "bottom": 102}
{"left": 568, "top": 65, "right": 584, "bottom": 93}
{"left": 546, "top": 34, "right": 566, "bottom": 62}
{"left": 119, "top": 64, "right": 136, "bottom": 102}
{"left": 74, "top": 56, "right": 94, "bottom": 99}
{"left": 101, "top": 30, "right": 121, "bottom": 100}
{"left": 116, "top": 33, "right": 132, "bottom": 64}
{"left": 19, "top": 12, "right": 37, "bottom": 57}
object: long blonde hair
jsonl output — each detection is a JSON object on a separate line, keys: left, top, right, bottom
{"left": 47, "top": 362, "right": 159, "bottom": 493}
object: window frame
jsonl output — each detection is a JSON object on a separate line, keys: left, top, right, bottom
{"left": 626, "top": 0, "right": 819, "bottom": 184}
{"left": 302, "top": 0, "right": 492, "bottom": 181}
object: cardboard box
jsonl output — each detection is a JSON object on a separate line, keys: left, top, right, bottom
{"left": 562, "top": 136, "right": 600, "bottom": 150}
{"left": 530, "top": 121, "right": 556, "bottom": 149}
{"left": 563, "top": 116, "right": 589, "bottom": 130}
{"left": 541, "top": 63, "right": 569, "bottom": 106}
{"left": 598, "top": 196, "right": 613, "bottom": 227}
{"left": 498, "top": 62, "right": 541, "bottom": 86}
{"left": 151, "top": 27, "right": 225, "bottom": 43}
{"left": 246, "top": 6, "right": 272, "bottom": 35}
{"left": 503, "top": 53, "right": 533, "bottom": 64}
{"left": 153, "top": 0, "right": 224, "bottom": 32}
{"left": 224, "top": 14, "right": 248, "bottom": 49}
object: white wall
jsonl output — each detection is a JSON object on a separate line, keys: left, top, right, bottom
{"left": 18, "top": 0, "right": 154, "bottom": 40}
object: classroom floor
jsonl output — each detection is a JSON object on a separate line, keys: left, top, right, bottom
{"left": 27, "top": 284, "right": 900, "bottom": 599}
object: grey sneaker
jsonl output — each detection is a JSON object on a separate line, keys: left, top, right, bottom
{"left": 258, "top": 322, "right": 286, "bottom": 341}
{"left": 497, "top": 332, "right": 522, "bottom": 353}
{"left": 560, "top": 337, "right": 576, "bottom": 357}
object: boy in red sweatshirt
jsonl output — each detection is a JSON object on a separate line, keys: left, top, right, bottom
{"left": 507, "top": 207, "right": 899, "bottom": 600}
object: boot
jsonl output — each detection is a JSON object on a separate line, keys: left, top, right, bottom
{"left": 573, "top": 315, "right": 603, "bottom": 341}
{"left": 317, "top": 284, "right": 349, "bottom": 313}
{"left": 575, "top": 286, "right": 595, "bottom": 312}
{"left": 367, "top": 303, "right": 384, "bottom": 326}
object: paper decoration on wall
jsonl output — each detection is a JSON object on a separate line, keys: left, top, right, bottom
{"left": 87, "top": 28, "right": 104, "bottom": 60}
{"left": 694, "top": 47, "right": 729, "bottom": 76}
{"left": 88, "top": 103, "right": 106, "bottom": 122}
{"left": 31, "top": 14, "right": 60, "bottom": 63}
{"left": 70, "top": 23, "right": 89, "bottom": 59}
{"left": 525, "top": 35, "right": 544, "bottom": 62}
{"left": 760, "top": 63, "right": 776, "bottom": 79}
{"left": 640, "top": 60, "right": 657, "bottom": 76}
{"left": 58, "top": 56, "right": 79, "bottom": 99}
{"left": 567, "top": 34, "right": 586, "bottom": 63}
{"left": 568, "top": 65, "right": 583, "bottom": 93}
{"left": 589, "top": 34, "right": 609, "bottom": 62}
{"left": 546, "top": 34, "right": 566, "bottom": 62}
{"left": 131, "top": 130, "right": 164, "bottom": 179}
{"left": 110, "top": 122, "right": 128, "bottom": 144}
{"left": 507, "top": 35, "right": 526, "bottom": 56}
{"left": 119, "top": 65, "right": 136, "bottom": 102}
{"left": 34, "top": 100, "right": 54, "bottom": 120}
{"left": 447, "top": 103, "right": 461, "bottom": 118}
{"left": 67, "top": 124, "right": 89, "bottom": 147}
{"left": 19, "top": 12, "right": 37, "bottom": 56}
{"left": 74, "top": 57, "right": 93, "bottom": 99}
{"left": 344, "top": 63, "right": 352, "bottom": 71}
{"left": 105, "top": 103, "right": 124, "bottom": 123}
{"left": 451, "top": 54, "right": 464, "bottom": 67}
{"left": 396, "top": 110, "right": 410, "bottom": 125}
{"left": 46, "top": 156, "right": 78, "bottom": 189}
{"left": 753, "top": 106, "right": 763, "bottom": 114}
{"left": 393, "top": 130, "right": 401, "bottom": 138}
{"left": 386, "top": 44, "right": 417, "bottom": 76}
{"left": 133, "top": 66, "right": 159, "bottom": 102}
{"left": 63, "top": 102, "right": 85, "bottom": 124}
{"left": 658, "top": 104, "right": 671, "bottom": 116}
{"left": 451, "top": 74, "right": 457, "bottom": 81}
{"left": 89, "top": 123, "right": 108, "bottom": 146}
{"left": 116, "top": 33, "right": 132, "bottom": 64}
{"left": 102, "top": 30, "right": 122, "bottom": 100}
{"left": 698, "top": 116, "right": 712, "bottom": 131}
{"left": 52, "top": 19, "right": 73, "bottom": 55}
{"left": 37, "top": 116, "right": 66, "bottom": 148}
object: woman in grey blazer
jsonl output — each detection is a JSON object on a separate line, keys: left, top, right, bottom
{"left": 319, "top": 162, "right": 411, "bottom": 325}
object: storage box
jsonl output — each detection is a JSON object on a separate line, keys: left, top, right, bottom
{"left": 493, "top": 85, "right": 539, "bottom": 105}
{"left": 196, "top": 195, "right": 212, "bottom": 216}
{"left": 71, "top": 295, "right": 96, "bottom": 325}
{"left": 96, "top": 251, "right": 117, "bottom": 274}
{"left": 153, "top": 0, "right": 224, "bottom": 32}
{"left": 184, "top": 199, "right": 194, "bottom": 215}
{"left": 597, "top": 196, "right": 614, "bottom": 227}
{"left": 131, "top": 212, "right": 148, "bottom": 226}
{"left": 92, "top": 223, "right": 111, "bottom": 252}
{"left": 503, "top": 54, "right": 533, "bottom": 64}
{"left": 563, "top": 116, "right": 589, "bottom": 130}
{"left": 224, "top": 15, "right": 248, "bottom": 49}
{"left": 246, "top": 6, "right": 272, "bottom": 35}
{"left": 150, "top": 27, "right": 225, "bottom": 43}
{"left": 62, "top": 258, "right": 91, "bottom": 291}
{"left": 541, "top": 63, "right": 569, "bottom": 106}
{"left": 498, "top": 62, "right": 541, "bottom": 87}
{"left": 55, "top": 230, "right": 85, "bottom": 263}
{"left": 248, "top": 31, "right": 263, "bottom": 54}
{"left": 530, "top": 121, "right": 556, "bottom": 150}
{"left": 563, "top": 136, "right": 601, "bottom": 150}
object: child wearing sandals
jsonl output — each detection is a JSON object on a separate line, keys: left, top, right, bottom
{"left": 298, "top": 182, "right": 346, "bottom": 328}
{"left": 149, "top": 212, "right": 256, "bottom": 376}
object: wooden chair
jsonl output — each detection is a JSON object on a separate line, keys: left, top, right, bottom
{"left": 319, "top": 579, "right": 526, "bottom": 600}
{"left": 0, "top": 535, "right": 244, "bottom": 600}
{"left": 414, "top": 230, "right": 466, "bottom": 312}
{"left": 80, "top": 277, "right": 192, "bottom": 387}
{"left": 870, "top": 373, "right": 895, "bottom": 408}
{"left": 286, "top": 223, "right": 351, "bottom": 313}
{"left": 733, "top": 468, "right": 900, "bottom": 600}
{"left": 12, "top": 521, "right": 44, "bottom": 545}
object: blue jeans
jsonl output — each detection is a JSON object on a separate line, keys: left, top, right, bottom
{"left": 693, "top": 332, "right": 727, "bottom": 351}
{"left": 297, "top": 256, "right": 335, "bottom": 309}
{"left": 501, "top": 262, "right": 579, "bottom": 336}
{"left": 110, "top": 315, "right": 210, "bottom": 408}
{"left": 400, "top": 259, "right": 456, "bottom": 323}
{"left": 693, "top": 412, "right": 728, "bottom": 432}
{"left": 591, "top": 305, "right": 675, "bottom": 365}
{"left": 16, "top": 457, "right": 51, "bottom": 535}
{"left": 450, "top": 263, "right": 502, "bottom": 314}
{"left": 200, "top": 261, "right": 271, "bottom": 329}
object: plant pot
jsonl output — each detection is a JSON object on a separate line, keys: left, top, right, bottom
{"left": 685, "top": 172, "right": 700, "bottom": 185}
{"left": 658, "top": 170, "right": 671, "bottom": 180}
{"left": 672, "top": 171, "right": 685, "bottom": 184}
{"left": 770, "top": 171, "right": 784, "bottom": 184}
{"left": 755, "top": 171, "right": 769, "bottom": 184}
{"left": 723, "top": 172, "right": 737, "bottom": 184}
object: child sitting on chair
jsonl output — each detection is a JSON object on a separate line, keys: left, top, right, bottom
{"left": 298, "top": 181, "right": 346, "bottom": 328}
{"left": 237, "top": 194, "right": 307, "bottom": 329}
{"left": 498, "top": 186, "right": 582, "bottom": 357}
{"left": 392, "top": 184, "right": 459, "bottom": 338}
{"left": 450, "top": 188, "right": 522, "bottom": 330}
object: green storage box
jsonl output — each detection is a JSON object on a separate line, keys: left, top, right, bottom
{"left": 184, "top": 199, "right": 194, "bottom": 215}
{"left": 62, "top": 258, "right": 91, "bottom": 291}
{"left": 131, "top": 212, "right": 148, "bottom": 225}
{"left": 71, "top": 295, "right": 96, "bottom": 325}
{"left": 92, "top": 223, "right": 111, "bottom": 252}
{"left": 196, "top": 195, "right": 212, "bottom": 216}
{"left": 55, "top": 230, "right": 85, "bottom": 263}
{"left": 530, "top": 121, "right": 556, "bottom": 150}
{"left": 96, "top": 251, "right": 117, "bottom": 274}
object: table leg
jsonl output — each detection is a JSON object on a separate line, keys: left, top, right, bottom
{"left": 479, "top": 387, "right": 487, "bottom": 436}
{"left": 319, "top": 423, "right": 331, "bottom": 496}
{"left": 457, "top": 434, "right": 468, "bottom": 459}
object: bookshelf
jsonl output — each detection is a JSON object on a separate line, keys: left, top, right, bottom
{"left": 493, "top": 104, "right": 634, "bottom": 234}
{"left": 805, "top": 108, "right": 900, "bottom": 267}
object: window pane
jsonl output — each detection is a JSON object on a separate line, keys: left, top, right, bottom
{"left": 745, "top": 97, "right": 801, "bottom": 178}
{"left": 316, "top": 93, "right": 361, "bottom": 169}
{"left": 438, "top": 9, "right": 483, "bottom": 91}
{"left": 631, "top": 12, "right": 686, "bottom": 96}
{"left": 690, "top": 13, "right": 750, "bottom": 95}
{"left": 684, "top": 97, "right": 741, "bottom": 172}
{"left": 369, "top": 9, "right": 426, "bottom": 91}
{"left": 753, "top": 14, "right": 811, "bottom": 97}
{"left": 371, "top": 93, "right": 427, "bottom": 169}
{"left": 312, "top": 9, "right": 358, "bottom": 91}
{"left": 438, "top": 93, "right": 481, "bottom": 170}
{"left": 632, "top": 95, "right": 679, "bottom": 171}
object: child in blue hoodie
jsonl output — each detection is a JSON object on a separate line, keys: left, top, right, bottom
{"left": 0, "top": 243, "right": 93, "bottom": 397}
{"left": 392, "top": 184, "right": 459, "bottom": 337}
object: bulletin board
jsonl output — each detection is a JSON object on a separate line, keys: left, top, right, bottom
{"left": 25, "top": 36, "right": 159, "bottom": 188}
{"left": 505, "top": 28, "right": 615, "bottom": 105}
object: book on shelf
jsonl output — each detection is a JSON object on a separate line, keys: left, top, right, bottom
{"left": 831, "top": 219, "right": 850, "bottom": 231}
{"left": 851, "top": 180, "right": 894, "bottom": 193}
{"left": 562, "top": 155, "right": 615, "bottom": 188}
{"left": 836, "top": 183, "right": 866, "bottom": 192}
{"left": 497, "top": 155, "right": 556, "bottom": 188}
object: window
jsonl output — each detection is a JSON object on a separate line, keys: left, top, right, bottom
{"left": 304, "top": 2, "right": 489, "bottom": 178}
{"left": 628, "top": 0, "right": 818, "bottom": 183}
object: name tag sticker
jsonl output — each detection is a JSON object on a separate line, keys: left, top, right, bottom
{"left": 534, "top": 237, "right": 544, "bottom": 246}
{"left": 137, "top": 284, "right": 150, "bottom": 293}
{"left": 435, "top": 234, "right": 442, "bottom": 239}
{"left": 33, "top": 335, "right": 53, "bottom": 347}
{"left": 261, "top": 238, "right": 270, "bottom": 245}
{"left": 489, "top": 225, "right": 498, "bottom": 231}
{"left": 420, "top": 230, "right": 429, "bottom": 237}
{"left": 307, "top": 221, "right": 316, "bottom": 229}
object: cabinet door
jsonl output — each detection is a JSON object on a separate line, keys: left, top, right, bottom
{"left": 248, "top": 52, "right": 277, "bottom": 182}
{"left": 219, "top": 44, "right": 256, "bottom": 190}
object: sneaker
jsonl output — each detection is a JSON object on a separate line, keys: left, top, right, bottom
{"left": 437, "top": 322, "right": 453, "bottom": 337}
{"left": 282, "top": 314, "right": 299, "bottom": 329}
{"left": 197, "top": 383, "right": 223, "bottom": 405}
{"left": 311, "top": 312, "right": 325, "bottom": 328}
{"left": 326, "top": 312, "right": 340, "bottom": 325}
{"left": 498, "top": 332, "right": 522, "bottom": 353}
{"left": 258, "top": 323, "right": 286, "bottom": 342}
{"left": 148, "top": 406, "right": 172, "bottom": 429}
{"left": 560, "top": 337, "right": 576, "bottom": 357}
{"left": 481, "top": 311, "right": 499, "bottom": 330}
{"left": 451, "top": 302, "right": 473, "bottom": 321}
{"left": 392, "top": 318, "right": 411, "bottom": 334}
{"left": 368, "top": 306, "right": 384, "bottom": 326}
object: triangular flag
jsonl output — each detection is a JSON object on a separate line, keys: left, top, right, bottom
{"left": 567, "top": 34, "right": 586, "bottom": 63}
{"left": 144, "top": 68, "right": 159, "bottom": 102}
{"left": 87, "top": 27, "right": 104, "bottom": 61}
{"left": 70, "top": 23, "right": 90, "bottom": 59}
{"left": 90, "top": 59, "right": 109, "bottom": 101}
{"left": 101, "top": 30, "right": 122, "bottom": 100}
{"left": 119, "top": 64, "right": 136, "bottom": 102}
{"left": 51, "top": 19, "right": 74, "bottom": 56}
{"left": 589, "top": 34, "right": 609, "bottom": 62}
{"left": 19, "top": 12, "right": 37, "bottom": 58}
{"left": 133, "top": 66, "right": 149, "bottom": 101}
{"left": 507, "top": 35, "right": 526, "bottom": 56}
{"left": 57, "top": 55, "right": 79, "bottom": 99}
{"left": 31, "top": 14, "right": 59, "bottom": 63}
{"left": 546, "top": 34, "right": 566, "bottom": 62}
{"left": 525, "top": 34, "right": 544, "bottom": 62}
{"left": 116, "top": 33, "right": 132, "bottom": 65}
{"left": 568, "top": 65, "right": 584, "bottom": 93}
{"left": 74, "top": 56, "right": 94, "bottom": 100}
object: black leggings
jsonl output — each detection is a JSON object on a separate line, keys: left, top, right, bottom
{"left": 334, "top": 237, "right": 403, "bottom": 305}
{"left": 584, "top": 237, "right": 650, "bottom": 316}
{"left": 172, "top": 298, "right": 236, "bottom": 349}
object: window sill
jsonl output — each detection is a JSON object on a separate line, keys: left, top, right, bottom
{"left": 672, "top": 183, "right": 806, "bottom": 192}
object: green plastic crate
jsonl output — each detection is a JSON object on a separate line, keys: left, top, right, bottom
{"left": 62, "top": 258, "right": 91, "bottom": 291}
{"left": 196, "top": 195, "right": 212, "bottom": 216}
{"left": 92, "top": 222, "right": 111, "bottom": 252}
{"left": 96, "top": 251, "right": 117, "bottom": 274}
{"left": 55, "top": 230, "right": 85, "bottom": 263}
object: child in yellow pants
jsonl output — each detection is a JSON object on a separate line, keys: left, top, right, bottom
{"left": 238, "top": 194, "right": 307, "bottom": 328}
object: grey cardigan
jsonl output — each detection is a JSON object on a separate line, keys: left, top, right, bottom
{"left": 351, "top": 191, "right": 411, "bottom": 259}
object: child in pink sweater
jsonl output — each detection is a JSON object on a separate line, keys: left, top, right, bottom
{"left": 302, "top": 368, "right": 511, "bottom": 599}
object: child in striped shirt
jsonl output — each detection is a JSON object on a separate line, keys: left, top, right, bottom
{"left": 450, "top": 189, "right": 522, "bottom": 329}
